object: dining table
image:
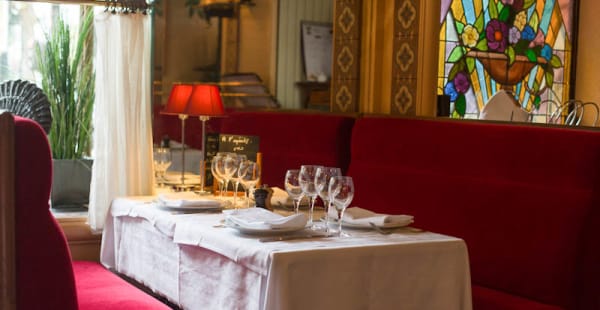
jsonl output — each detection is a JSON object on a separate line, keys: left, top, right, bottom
{"left": 100, "top": 195, "right": 472, "bottom": 310}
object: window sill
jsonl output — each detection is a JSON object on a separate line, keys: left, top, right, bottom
{"left": 53, "top": 210, "right": 102, "bottom": 261}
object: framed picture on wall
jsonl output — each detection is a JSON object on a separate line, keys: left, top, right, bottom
{"left": 300, "top": 21, "right": 333, "bottom": 82}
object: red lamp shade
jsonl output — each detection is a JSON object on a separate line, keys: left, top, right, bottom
{"left": 161, "top": 84, "right": 193, "bottom": 115}
{"left": 184, "top": 84, "right": 225, "bottom": 117}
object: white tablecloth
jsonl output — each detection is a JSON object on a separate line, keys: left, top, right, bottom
{"left": 101, "top": 197, "right": 472, "bottom": 310}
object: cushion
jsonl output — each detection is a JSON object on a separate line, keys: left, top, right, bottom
{"left": 73, "top": 261, "right": 169, "bottom": 310}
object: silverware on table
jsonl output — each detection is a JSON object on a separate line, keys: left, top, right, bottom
{"left": 259, "top": 233, "right": 336, "bottom": 242}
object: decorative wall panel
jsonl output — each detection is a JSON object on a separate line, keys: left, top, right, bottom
{"left": 331, "top": 0, "right": 362, "bottom": 113}
{"left": 391, "top": 0, "right": 419, "bottom": 115}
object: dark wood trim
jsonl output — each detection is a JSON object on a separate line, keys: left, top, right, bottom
{"left": 569, "top": 0, "right": 581, "bottom": 99}
{"left": 0, "top": 111, "right": 16, "bottom": 310}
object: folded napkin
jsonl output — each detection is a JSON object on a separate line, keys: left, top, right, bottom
{"left": 158, "top": 192, "right": 221, "bottom": 209}
{"left": 330, "top": 207, "right": 414, "bottom": 227}
{"left": 270, "top": 187, "right": 309, "bottom": 208}
{"left": 225, "top": 208, "right": 307, "bottom": 230}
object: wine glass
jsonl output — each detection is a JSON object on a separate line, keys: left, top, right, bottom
{"left": 299, "top": 165, "right": 323, "bottom": 228}
{"left": 284, "top": 169, "right": 304, "bottom": 214}
{"left": 211, "top": 153, "right": 225, "bottom": 197}
{"left": 230, "top": 154, "right": 247, "bottom": 208}
{"left": 153, "top": 147, "right": 171, "bottom": 187}
{"left": 328, "top": 176, "right": 354, "bottom": 237}
{"left": 315, "top": 167, "right": 342, "bottom": 231}
{"left": 215, "top": 152, "right": 235, "bottom": 198}
{"left": 238, "top": 160, "right": 261, "bottom": 208}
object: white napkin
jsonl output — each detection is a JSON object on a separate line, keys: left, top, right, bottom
{"left": 158, "top": 192, "right": 221, "bottom": 209}
{"left": 270, "top": 187, "right": 309, "bottom": 207}
{"left": 225, "top": 208, "right": 307, "bottom": 230}
{"left": 333, "top": 207, "right": 414, "bottom": 227}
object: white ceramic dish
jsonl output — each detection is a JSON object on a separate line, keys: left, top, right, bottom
{"left": 323, "top": 216, "right": 413, "bottom": 229}
{"left": 225, "top": 219, "right": 306, "bottom": 236}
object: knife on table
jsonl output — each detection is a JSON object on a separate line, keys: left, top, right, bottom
{"left": 259, "top": 233, "right": 336, "bottom": 242}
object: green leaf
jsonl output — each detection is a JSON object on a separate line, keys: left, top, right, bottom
{"left": 447, "top": 46, "right": 465, "bottom": 63}
{"left": 475, "top": 38, "right": 489, "bottom": 51}
{"left": 550, "top": 55, "right": 563, "bottom": 68}
{"left": 466, "top": 57, "right": 476, "bottom": 73}
{"left": 455, "top": 20, "right": 465, "bottom": 34}
{"left": 488, "top": 0, "right": 498, "bottom": 19}
{"left": 514, "top": 40, "right": 529, "bottom": 54}
{"left": 506, "top": 46, "right": 516, "bottom": 65}
{"left": 451, "top": 110, "right": 461, "bottom": 118}
{"left": 529, "top": 12, "right": 539, "bottom": 32}
{"left": 533, "top": 96, "right": 542, "bottom": 109}
{"left": 448, "top": 62, "right": 465, "bottom": 81}
{"left": 525, "top": 49, "right": 537, "bottom": 62}
{"left": 455, "top": 94, "right": 467, "bottom": 116}
{"left": 498, "top": 7, "right": 510, "bottom": 22}
{"left": 523, "top": 0, "right": 536, "bottom": 10}
{"left": 474, "top": 13, "right": 485, "bottom": 33}
{"left": 545, "top": 70, "right": 554, "bottom": 89}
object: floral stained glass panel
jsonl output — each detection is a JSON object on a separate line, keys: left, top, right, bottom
{"left": 438, "top": 0, "right": 574, "bottom": 122}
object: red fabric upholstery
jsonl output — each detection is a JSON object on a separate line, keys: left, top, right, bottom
{"left": 347, "top": 116, "right": 600, "bottom": 310}
{"left": 14, "top": 116, "right": 79, "bottom": 310}
{"left": 13, "top": 116, "right": 169, "bottom": 310}
{"left": 472, "top": 285, "right": 563, "bottom": 310}
{"left": 73, "top": 261, "right": 169, "bottom": 309}
{"left": 219, "top": 110, "right": 356, "bottom": 188}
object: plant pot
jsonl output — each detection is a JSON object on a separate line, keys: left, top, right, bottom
{"left": 51, "top": 159, "right": 93, "bottom": 210}
{"left": 467, "top": 51, "right": 547, "bottom": 86}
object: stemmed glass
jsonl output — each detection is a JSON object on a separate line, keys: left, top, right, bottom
{"left": 230, "top": 154, "right": 247, "bottom": 208}
{"left": 315, "top": 167, "right": 342, "bottom": 231}
{"left": 328, "top": 176, "right": 354, "bottom": 237}
{"left": 238, "top": 160, "right": 261, "bottom": 208}
{"left": 215, "top": 152, "right": 235, "bottom": 198}
{"left": 153, "top": 147, "right": 171, "bottom": 187}
{"left": 211, "top": 153, "right": 225, "bottom": 196}
{"left": 284, "top": 169, "right": 304, "bottom": 214}
{"left": 299, "top": 165, "right": 323, "bottom": 227}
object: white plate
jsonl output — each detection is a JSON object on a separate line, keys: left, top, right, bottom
{"left": 324, "top": 216, "right": 413, "bottom": 229}
{"left": 225, "top": 219, "right": 306, "bottom": 236}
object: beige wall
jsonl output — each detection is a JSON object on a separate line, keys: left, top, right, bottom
{"left": 575, "top": 0, "right": 600, "bottom": 126}
{"left": 156, "top": 0, "right": 219, "bottom": 104}
{"left": 236, "top": 0, "right": 277, "bottom": 94}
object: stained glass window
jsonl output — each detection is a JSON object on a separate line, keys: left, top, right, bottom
{"left": 438, "top": 0, "right": 575, "bottom": 122}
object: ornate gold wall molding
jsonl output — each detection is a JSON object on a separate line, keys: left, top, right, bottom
{"left": 331, "top": 0, "right": 440, "bottom": 116}
{"left": 331, "top": 0, "right": 362, "bottom": 113}
{"left": 391, "top": 0, "right": 419, "bottom": 115}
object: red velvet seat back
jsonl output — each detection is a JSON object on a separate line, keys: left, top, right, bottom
{"left": 219, "top": 110, "right": 356, "bottom": 188}
{"left": 347, "top": 116, "right": 600, "bottom": 309}
{"left": 14, "top": 116, "right": 78, "bottom": 309}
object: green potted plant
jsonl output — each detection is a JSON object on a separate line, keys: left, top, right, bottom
{"left": 35, "top": 9, "right": 95, "bottom": 210}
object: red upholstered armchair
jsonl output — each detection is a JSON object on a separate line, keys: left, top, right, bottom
{"left": 0, "top": 112, "right": 169, "bottom": 310}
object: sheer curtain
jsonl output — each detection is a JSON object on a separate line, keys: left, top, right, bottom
{"left": 89, "top": 10, "right": 154, "bottom": 232}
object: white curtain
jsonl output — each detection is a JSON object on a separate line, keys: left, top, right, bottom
{"left": 89, "top": 10, "right": 154, "bottom": 232}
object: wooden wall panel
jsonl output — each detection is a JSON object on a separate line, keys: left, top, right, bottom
{"left": 331, "top": 0, "right": 362, "bottom": 113}
{"left": 391, "top": 0, "right": 420, "bottom": 116}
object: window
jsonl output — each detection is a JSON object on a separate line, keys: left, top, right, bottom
{"left": 1, "top": 1, "right": 92, "bottom": 214}
{"left": 0, "top": 1, "right": 83, "bottom": 84}
{"left": 438, "top": 0, "right": 576, "bottom": 122}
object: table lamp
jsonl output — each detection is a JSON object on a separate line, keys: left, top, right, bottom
{"left": 184, "top": 84, "right": 225, "bottom": 194}
{"left": 161, "top": 83, "right": 194, "bottom": 190}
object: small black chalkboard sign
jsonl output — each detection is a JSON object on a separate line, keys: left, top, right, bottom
{"left": 217, "top": 134, "right": 260, "bottom": 162}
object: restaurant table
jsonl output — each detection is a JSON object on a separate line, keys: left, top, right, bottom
{"left": 100, "top": 196, "right": 472, "bottom": 310}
